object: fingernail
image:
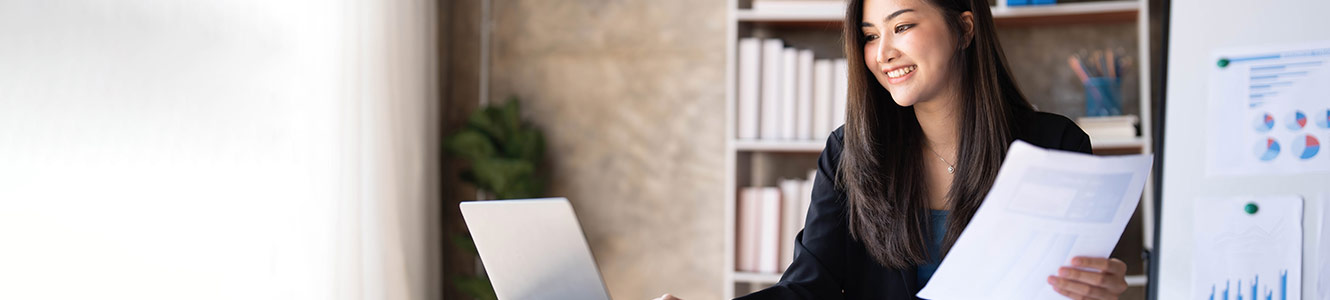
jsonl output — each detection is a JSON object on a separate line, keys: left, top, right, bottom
{"left": 1072, "top": 257, "right": 1083, "bottom": 265}
{"left": 1058, "top": 267, "right": 1069, "bottom": 276}
{"left": 1047, "top": 276, "right": 1056, "bottom": 284}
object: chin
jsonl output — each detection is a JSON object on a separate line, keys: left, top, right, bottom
{"left": 894, "top": 97, "right": 918, "bottom": 107}
{"left": 888, "top": 90, "right": 919, "bottom": 107}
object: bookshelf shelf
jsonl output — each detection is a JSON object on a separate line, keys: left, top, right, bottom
{"left": 733, "top": 136, "right": 1144, "bottom": 153}
{"left": 732, "top": 271, "right": 784, "bottom": 283}
{"left": 733, "top": 140, "right": 824, "bottom": 152}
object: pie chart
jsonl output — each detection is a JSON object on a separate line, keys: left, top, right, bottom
{"left": 1285, "top": 110, "right": 1307, "bottom": 131}
{"left": 1253, "top": 112, "right": 1275, "bottom": 132}
{"left": 1318, "top": 109, "right": 1330, "bottom": 129}
{"left": 1291, "top": 134, "right": 1320, "bottom": 159}
{"left": 1254, "top": 137, "right": 1281, "bottom": 161}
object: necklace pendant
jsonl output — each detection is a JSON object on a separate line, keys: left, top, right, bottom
{"left": 947, "top": 166, "right": 954, "bottom": 174}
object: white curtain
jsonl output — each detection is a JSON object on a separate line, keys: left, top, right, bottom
{"left": 0, "top": 1, "right": 438, "bottom": 299}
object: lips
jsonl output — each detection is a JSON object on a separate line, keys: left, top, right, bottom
{"left": 885, "top": 65, "right": 916, "bottom": 78}
{"left": 882, "top": 64, "right": 917, "bottom": 84}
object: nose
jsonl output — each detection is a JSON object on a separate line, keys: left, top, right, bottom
{"left": 874, "top": 41, "right": 894, "bottom": 65}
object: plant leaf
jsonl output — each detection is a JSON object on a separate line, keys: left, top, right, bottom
{"left": 470, "top": 158, "right": 535, "bottom": 199}
{"left": 443, "top": 130, "right": 496, "bottom": 161}
{"left": 509, "top": 127, "right": 544, "bottom": 163}
{"left": 467, "top": 106, "right": 507, "bottom": 147}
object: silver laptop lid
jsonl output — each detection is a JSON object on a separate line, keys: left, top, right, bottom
{"left": 460, "top": 198, "right": 611, "bottom": 300}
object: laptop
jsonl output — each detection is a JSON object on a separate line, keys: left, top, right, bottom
{"left": 459, "top": 198, "right": 612, "bottom": 300}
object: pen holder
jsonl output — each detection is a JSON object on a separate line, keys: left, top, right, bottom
{"left": 1084, "top": 77, "right": 1122, "bottom": 117}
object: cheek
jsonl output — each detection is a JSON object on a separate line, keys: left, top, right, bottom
{"left": 863, "top": 44, "right": 877, "bottom": 69}
{"left": 911, "top": 30, "right": 954, "bottom": 72}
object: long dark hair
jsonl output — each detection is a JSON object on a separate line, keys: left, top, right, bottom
{"left": 837, "top": 0, "right": 1034, "bottom": 268}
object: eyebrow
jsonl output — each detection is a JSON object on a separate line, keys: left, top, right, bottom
{"left": 860, "top": 8, "right": 915, "bottom": 27}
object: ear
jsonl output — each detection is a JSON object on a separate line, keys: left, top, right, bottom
{"left": 958, "top": 11, "right": 975, "bottom": 49}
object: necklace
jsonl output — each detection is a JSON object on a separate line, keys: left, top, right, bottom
{"left": 926, "top": 145, "right": 956, "bottom": 174}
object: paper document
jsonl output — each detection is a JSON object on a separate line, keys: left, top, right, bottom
{"left": 917, "top": 140, "right": 1153, "bottom": 300}
{"left": 1191, "top": 195, "right": 1302, "bottom": 300}
{"left": 1319, "top": 194, "right": 1329, "bottom": 300}
{"left": 1206, "top": 41, "right": 1330, "bottom": 176}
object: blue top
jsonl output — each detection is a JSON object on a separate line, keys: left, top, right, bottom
{"left": 916, "top": 209, "right": 949, "bottom": 286}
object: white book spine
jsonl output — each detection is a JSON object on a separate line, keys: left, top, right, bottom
{"left": 832, "top": 59, "right": 849, "bottom": 129}
{"left": 737, "top": 38, "right": 762, "bottom": 140}
{"left": 796, "top": 50, "right": 814, "bottom": 141}
{"left": 780, "top": 48, "right": 798, "bottom": 140}
{"left": 779, "top": 179, "right": 802, "bottom": 272}
{"left": 760, "top": 40, "right": 785, "bottom": 140}
{"left": 802, "top": 169, "right": 817, "bottom": 230}
{"left": 812, "top": 59, "right": 833, "bottom": 139}
{"left": 737, "top": 188, "right": 761, "bottom": 272}
{"left": 757, "top": 187, "right": 782, "bottom": 274}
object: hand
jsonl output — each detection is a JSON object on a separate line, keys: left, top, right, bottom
{"left": 652, "top": 293, "right": 682, "bottom": 300}
{"left": 1047, "top": 256, "right": 1128, "bottom": 300}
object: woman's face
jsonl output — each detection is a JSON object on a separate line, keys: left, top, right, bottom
{"left": 861, "top": 0, "right": 965, "bottom": 107}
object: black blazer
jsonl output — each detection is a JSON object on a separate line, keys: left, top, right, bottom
{"left": 736, "top": 110, "right": 1093, "bottom": 300}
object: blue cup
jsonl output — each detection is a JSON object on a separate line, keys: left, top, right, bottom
{"left": 1084, "top": 77, "right": 1122, "bottom": 117}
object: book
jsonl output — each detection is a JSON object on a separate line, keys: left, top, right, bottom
{"left": 796, "top": 50, "right": 814, "bottom": 140}
{"left": 813, "top": 59, "right": 833, "bottom": 138}
{"left": 832, "top": 59, "right": 849, "bottom": 129}
{"left": 780, "top": 48, "right": 799, "bottom": 140}
{"left": 760, "top": 39, "right": 785, "bottom": 140}
{"left": 757, "top": 187, "right": 782, "bottom": 273}
{"left": 778, "top": 179, "right": 803, "bottom": 272}
{"left": 802, "top": 169, "right": 816, "bottom": 231}
{"left": 1077, "top": 115, "right": 1139, "bottom": 140}
{"left": 737, "top": 188, "right": 762, "bottom": 272}
{"left": 737, "top": 38, "right": 762, "bottom": 140}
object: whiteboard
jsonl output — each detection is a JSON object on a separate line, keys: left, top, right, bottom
{"left": 1160, "top": 0, "right": 1330, "bottom": 299}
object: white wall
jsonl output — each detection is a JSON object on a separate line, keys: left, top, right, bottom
{"left": 0, "top": 1, "right": 437, "bottom": 299}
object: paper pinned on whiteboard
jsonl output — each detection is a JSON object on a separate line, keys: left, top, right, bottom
{"left": 916, "top": 140, "right": 1152, "bottom": 300}
{"left": 1318, "top": 194, "right": 1329, "bottom": 300}
{"left": 1191, "top": 195, "right": 1303, "bottom": 300}
{"left": 1206, "top": 41, "right": 1330, "bottom": 177}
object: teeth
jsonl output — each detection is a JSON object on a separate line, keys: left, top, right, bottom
{"left": 887, "top": 65, "right": 916, "bottom": 78}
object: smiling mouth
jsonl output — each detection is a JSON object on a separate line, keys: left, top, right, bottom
{"left": 887, "top": 65, "right": 917, "bottom": 78}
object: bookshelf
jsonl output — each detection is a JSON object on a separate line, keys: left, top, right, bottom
{"left": 723, "top": 0, "right": 1154, "bottom": 298}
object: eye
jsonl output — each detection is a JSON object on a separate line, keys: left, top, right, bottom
{"left": 894, "top": 24, "right": 914, "bottom": 33}
{"left": 863, "top": 34, "right": 879, "bottom": 42}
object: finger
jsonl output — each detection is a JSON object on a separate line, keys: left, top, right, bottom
{"left": 1049, "top": 275, "right": 1116, "bottom": 300}
{"left": 1050, "top": 283, "right": 1090, "bottom": 300}
{"left": 1072, "top": 256, "right": 1128, "bottom": 275}
{"left": 1108, "top": 258, "right": 1128, "bottom": 275}
{"left": 1059, "top": 267, "right": 1128, "bottom": 293}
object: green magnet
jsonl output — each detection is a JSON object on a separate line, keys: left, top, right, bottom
{"left": 1244, "top": 202, "right": 1259, "bottom": 215}
{"left": 1218, "top": 58, "right": 1230, "bottom": 68}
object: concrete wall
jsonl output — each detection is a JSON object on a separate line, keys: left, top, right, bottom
{"left": 485, "top": 1, "right": 729, "bottom": 299}
{"left": 998, "top": 23, "right": 1140, "bottom": 119}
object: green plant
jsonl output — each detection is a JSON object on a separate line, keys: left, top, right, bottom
{"left": 444, "top": 97, "right": 546, "bottom": 300}
{"left": 444, "top": 97, "right": 545, "bottom": 200}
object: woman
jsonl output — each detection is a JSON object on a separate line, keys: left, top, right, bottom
{"left": 660, "top": 0, "right": 1129, "bottom": 299}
